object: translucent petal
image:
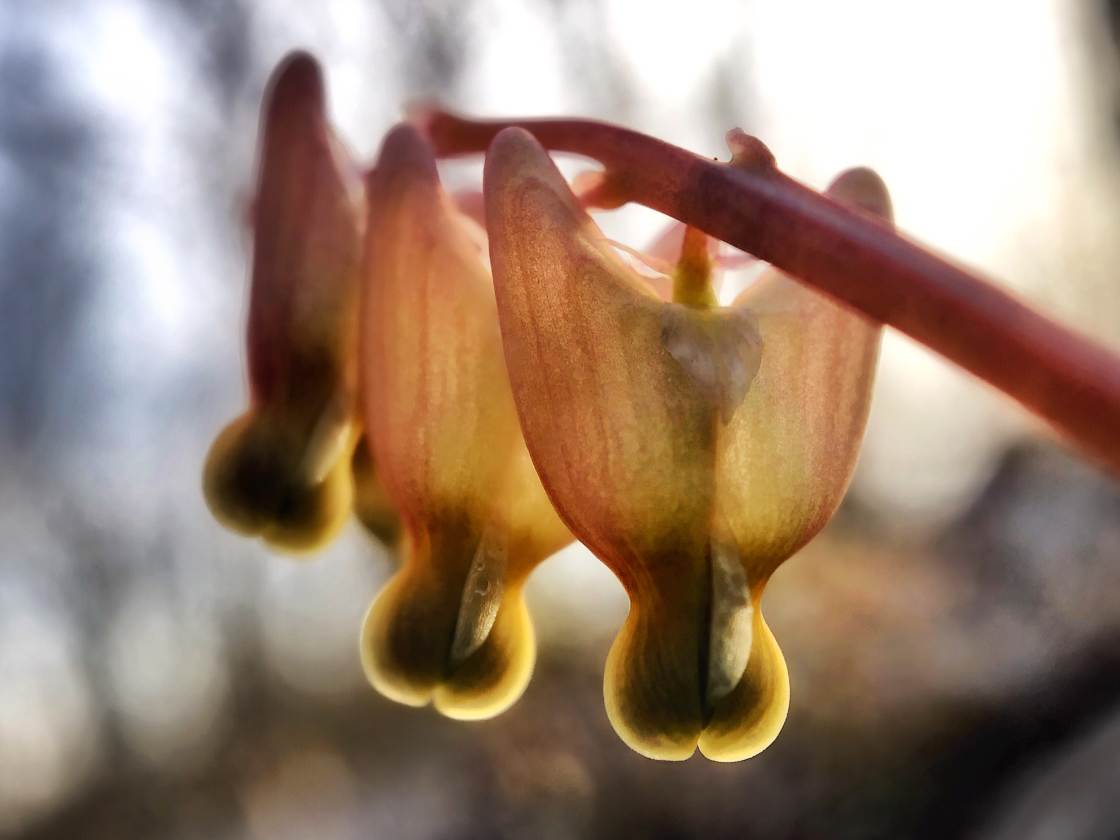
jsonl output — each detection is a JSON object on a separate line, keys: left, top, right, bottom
{"left": 203, "top": 52, "right": 366, "bottom": 554}
{"left": 360, "top": 125, "right": 569, "bottom": 718}
{"left": 486, "top": 128, "right": 889, "bottom": 759}
{"left": 716, "top": 167, "right": 890, "bottom": 576}
{"left": 486, "top": 128, "right": 723, "bottom": 569}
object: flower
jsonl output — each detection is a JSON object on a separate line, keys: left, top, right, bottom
{"left": 358, "top": 125, "right": 570, "bottom": 720}
{"left": 484, "top": 127, "right": 891, "bottom": 760}
{"left": 202, "top": 53, "right": 396, "bottom": 553}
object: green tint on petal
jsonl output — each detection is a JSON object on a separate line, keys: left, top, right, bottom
{"left": 202, "top": 52, "right": 366, "bottom": 554}
{"left": 360, "top": 125, "right": 569, "bottom": 719}
{"left": 486, "top": 127, "right": 890, "bottom": 760}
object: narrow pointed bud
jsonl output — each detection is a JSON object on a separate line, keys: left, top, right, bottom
{"left": 359, "top": 125, "right": 569, "bottom": 720}
{"left": 202, "top": 52, "right": 368, "bottom": 553}
{"left": 486, "top": 127, "right": 890, "bottom": 760}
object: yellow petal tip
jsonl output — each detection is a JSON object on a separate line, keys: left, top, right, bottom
{"left": 202, "top": 411, "right": 354, "bottom": 555}
{"left": 602, "top": 591, "right": 790, "bottom": 763}
{"left": 360, "top": 566, "right": 535, "bottom": 722}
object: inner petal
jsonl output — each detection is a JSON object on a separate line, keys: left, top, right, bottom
{"left": 707, "top": 542, "right": 753, "bottom": 705}
{"left": 450, "top": 535, "right": 509, "bottom": 665}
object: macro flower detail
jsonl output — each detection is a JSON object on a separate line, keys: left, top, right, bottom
{"left": 193, "top": 45, "right": 1120, "bottom": 773}
{"left": 485, "top": 127, "right": 891, "bottom": 760}
{"left": 202, "top": 53, "right": 379, "bottom": 553}
{"left": 359, "top": 125, "right": 571, "bottom": 720}
{"left": 350, "top": 438, "right": 402, "bottom": 545}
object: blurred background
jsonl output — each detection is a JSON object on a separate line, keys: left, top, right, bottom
{"left": 2, "top": 0, "right": 1120, "bottom": 837}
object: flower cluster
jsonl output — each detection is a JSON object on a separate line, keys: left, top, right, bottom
{"left": 204, "top": 52, "right": 891, "bottom": 761}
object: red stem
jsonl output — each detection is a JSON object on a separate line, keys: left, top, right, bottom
{"left": 417, "top": 107, "right": 1120, "bottom": 477}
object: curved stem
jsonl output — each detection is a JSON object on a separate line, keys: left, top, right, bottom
{"left": 416, "top": 107, "right": 1120, "bottom": 477}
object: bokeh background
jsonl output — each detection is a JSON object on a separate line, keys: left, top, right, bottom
{"left": 2, "top": 1, "right": 1120, "bottom": 837}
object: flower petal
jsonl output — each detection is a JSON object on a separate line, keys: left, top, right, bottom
{"left": 699, "top": 168, "right": 891, "bottom": 761}
{"left": 360, "top": 125, "right": 569, "bottom": 719}
{"left": 203, "top": 52, "right": 366, "bottom": 553}
{"left": 715, "top": 166, "right": 891, "bottom": 576}
{"left": 485, "top": 128, "right": 720, "bottom": 570}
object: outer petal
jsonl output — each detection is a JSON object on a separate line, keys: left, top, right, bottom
{"left": 715, "top": 167, "right": 891, "bottom": 576}
{"left": 360, "top": 125, "right": 569, "bottom": 719}
{"left": 486, "top": 128, "right": 890, "bottom": 760}
{"left": 701, "top": 168, "right": 890, "bottom": 761}
{"left": 485, "top": 128, "right": 723, "bottom": 572}
{"left": 486, "top": 128, "right": 740, "bottom": 757}
{"left": 203, "top": 52, "right": 366, "bottom": 553}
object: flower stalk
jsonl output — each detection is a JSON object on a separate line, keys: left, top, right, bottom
{"left": 416, "top": 107, "right": 1120, "bottom": 477}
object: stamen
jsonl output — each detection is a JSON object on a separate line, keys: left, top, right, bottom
{"left": 706, "top": 543, "right": 753, "bottom": 707}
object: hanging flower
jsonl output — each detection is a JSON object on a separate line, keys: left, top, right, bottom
{"left": 359, "top": 125, "right": 571, "bottom": 720}
{"left": 484, "top": 127, "right": 891, "bottom": 760}
{"left": 202, "top": 53, "right": 396, "bottom": 553}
